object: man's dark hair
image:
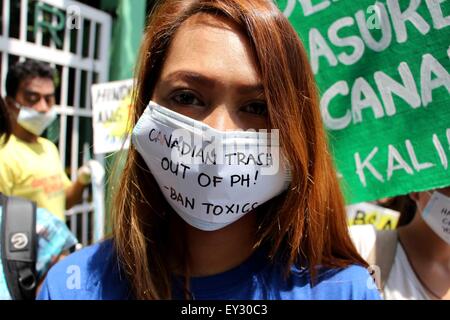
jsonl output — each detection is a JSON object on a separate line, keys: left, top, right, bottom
{"left": 5, "top": 59, "right": 55, "bottom": 98}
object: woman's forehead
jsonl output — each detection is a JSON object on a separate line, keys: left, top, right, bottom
{"left": 158, "top": 13, "right": 261, "bottom": 88}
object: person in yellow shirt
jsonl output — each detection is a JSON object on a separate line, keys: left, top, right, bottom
{"left": 0, "top": 60, "right": 91, "bottom": 221}
{"left": 0, "top": 91, "right": 11, "bottom": 142}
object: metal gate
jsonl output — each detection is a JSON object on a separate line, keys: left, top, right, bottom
{"left": 0, "top": 0, "right": 111, "bottom": 246}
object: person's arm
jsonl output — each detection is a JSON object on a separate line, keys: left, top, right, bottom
{"left": 64, "top": 162, "right": 94, "bottom": 209}
{"left": 0, "top": 153, "right": 14, "bottom": 195}
{"left": 65, "top": 179, "right": 86, "bottom": 209}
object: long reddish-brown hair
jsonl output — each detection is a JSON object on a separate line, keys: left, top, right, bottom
{"left": 113, "top": 0, "right": 367, "bottom": 300}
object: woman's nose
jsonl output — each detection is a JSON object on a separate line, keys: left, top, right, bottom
{"left": 202, "top": 105, "right": 241, "bottom": 131}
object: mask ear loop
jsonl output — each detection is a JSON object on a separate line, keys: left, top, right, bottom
{"left": 13, "top": 101, "right": 22, "bottom": 110}
{"left": 5, "top": 97, "right": 22, "bottom": 111}
{"left": 419, "top": 191, "right": 437, "bottom": 218}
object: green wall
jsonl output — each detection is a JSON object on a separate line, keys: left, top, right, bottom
{"left": 101, "top": 0, "right": 147, "bottom": 234}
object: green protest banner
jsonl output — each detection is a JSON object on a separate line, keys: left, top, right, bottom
{"left": 277, "top": 0, "right": 450, "bottom": 203}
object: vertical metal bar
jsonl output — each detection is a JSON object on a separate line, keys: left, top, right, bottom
{"left": 70, "top": 67, "right": 81, "bottom": 237}
{"left": 69, "top": 16, "right": 84, "bottom": 237}
{"left": 63, "top": 4, "right": 71, "bottom": 52}
{"left": 70, "top": 213, "right": 77, "bottom": 238}
{"left": 35, "top": 3, "right": 43, "bottom": 45}
{"left": 19, "top": 0, "right": 28, "bottom": 41}
{"left": 81, "top": 20, "right": 96, "bottom": 245}
{"left": 88, "top": 21, "right": 95, "bottom": 58}
{"left": 94, "top": 15, "right": 111, "bottom": 242}
{"left": 18, "top": 0, "right": 28, "bottom": 63}
{"left": 49, "top": 5, "right": 56, "bottom": 50}
{"left": 82, "top": 202, "right": 88, "bottom": 245}
{"left": 70, "top": 20, "right": 82, "bottom": 179}
{"left": 98, "top": 14, "right": 110, "bottom": 82}
{"left": 2, "top": 0, "right": 10, "bottom": 38}
{"left": 1, "top": 0, "right": 10, "bottom": 94}
{"left": 1, "top": 52, "right": 8, "bottom": 96}
{"left": 58, "top": 66, "right": 69, "bottom": 165}
{"left": 60, "top": 9, "right": 71, "bottom": 223}
{"left": 93, "top": 151, "right": 105, "bottom": 242}
{"left": 86, "top": 21, "right": 95, "bottom": 110}
{"left": 83, "top": 75, "right": 92, "bottom": 239}
{"left": 58, "top": 6, "right": 70, "bottom": 223}
{"left": 71, "top": 15, "right": 83, "bottom": 173}
{"left": 81, "top": 144, "right": 90, "bottom": 245}
{"left": 58, "top": 4, "right": 70, "bottom": 165}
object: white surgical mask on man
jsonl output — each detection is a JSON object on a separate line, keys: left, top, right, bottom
{"left": 14, "top": 102, "right": 57, "bottom": 136}
{"left": 421, "top": 191, "right": 450, "bottom": 245}
{"left": 131, "top": 100, "right": 291, "bottom": 231}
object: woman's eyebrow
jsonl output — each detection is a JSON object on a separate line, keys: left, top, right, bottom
{"left": 163, "top": 70, "right": 264, "bottom": 94}
{"left": 164, "top": 70, "right": 216, "bottom": 88}
{"left": 237, "top": 83, "right": 264, "bottom": 95}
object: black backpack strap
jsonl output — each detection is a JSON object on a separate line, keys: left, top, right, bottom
{"left": 0, "top": 193, "right": 37, "bottom": 300}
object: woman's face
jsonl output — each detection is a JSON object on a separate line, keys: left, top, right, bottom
{"left": 152, "top": 13, "right": 267, "bottom": 131}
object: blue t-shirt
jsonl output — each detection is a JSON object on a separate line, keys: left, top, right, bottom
{"left": 37, "top": 239, "right": 381, "bottom": 300}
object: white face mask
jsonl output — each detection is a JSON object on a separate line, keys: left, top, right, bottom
{"left": 131, "top": 101, "right": 291, "bottom": 231}
{"left": 15, "top": 103, "right": 57, "bottom": 136}
{"left": 421, "top": 191, "right": 450, "bottom": 245}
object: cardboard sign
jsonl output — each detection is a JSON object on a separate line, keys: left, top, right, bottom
{"left": 91, "top": 79, "right": 133, "bottom": 154}
{"left": 347, "top": 202, "right": 401, "bottom": 230}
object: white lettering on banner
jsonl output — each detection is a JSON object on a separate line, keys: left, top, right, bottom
{"left": 310, "top": 28, "right": 338, "bottom": 74}
{"left": 355, "top": 147, "right": 384, "bottom": 187}
{"left": 355, "top": 129, "right": 450, "bottom": 187}
{"left": 405, "top": 140, "right": 434, "bottom": 171}
{"left": 433, "top": 134, "right": 448, "bottom": 169}
{"left": 308, "top": 0, "right": 449, "bottom": 74}
{"left": 328, "top": 17, "right": 365, "bottom": 66}
{"left": 320, "top": 80, "right": 351, "bottom": 130}
{"left": 351, "top": 77, "right": 385, "bottom": 123}
{"left": 387, "top": 0, "right": 431, "bottom": 43}
{"left": 387, "top": 144, "right": 414, "bottom": 180}
{"left": 299, "top": 0, "right": 331, "bottom": 17}
{"left": 355, "top": 2, "right": 392, "bottom": 52}
{"left": 374, "top": 62, "right": 421, "bottom": 116}
{"left": 426, "top": 0, "right": 450, "bottom": 29}
{"left": 421, "top": 53, "right": 450, "bottom": 106}
{"left": 320, "top": 53, "right": 450, "bottom": 130}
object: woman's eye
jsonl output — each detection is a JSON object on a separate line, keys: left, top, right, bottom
{"left": 171, "top": 91, "right": 204, "bottom": 106}
{"left": 241, "top": 102, "right": 267, "bottom": 116}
